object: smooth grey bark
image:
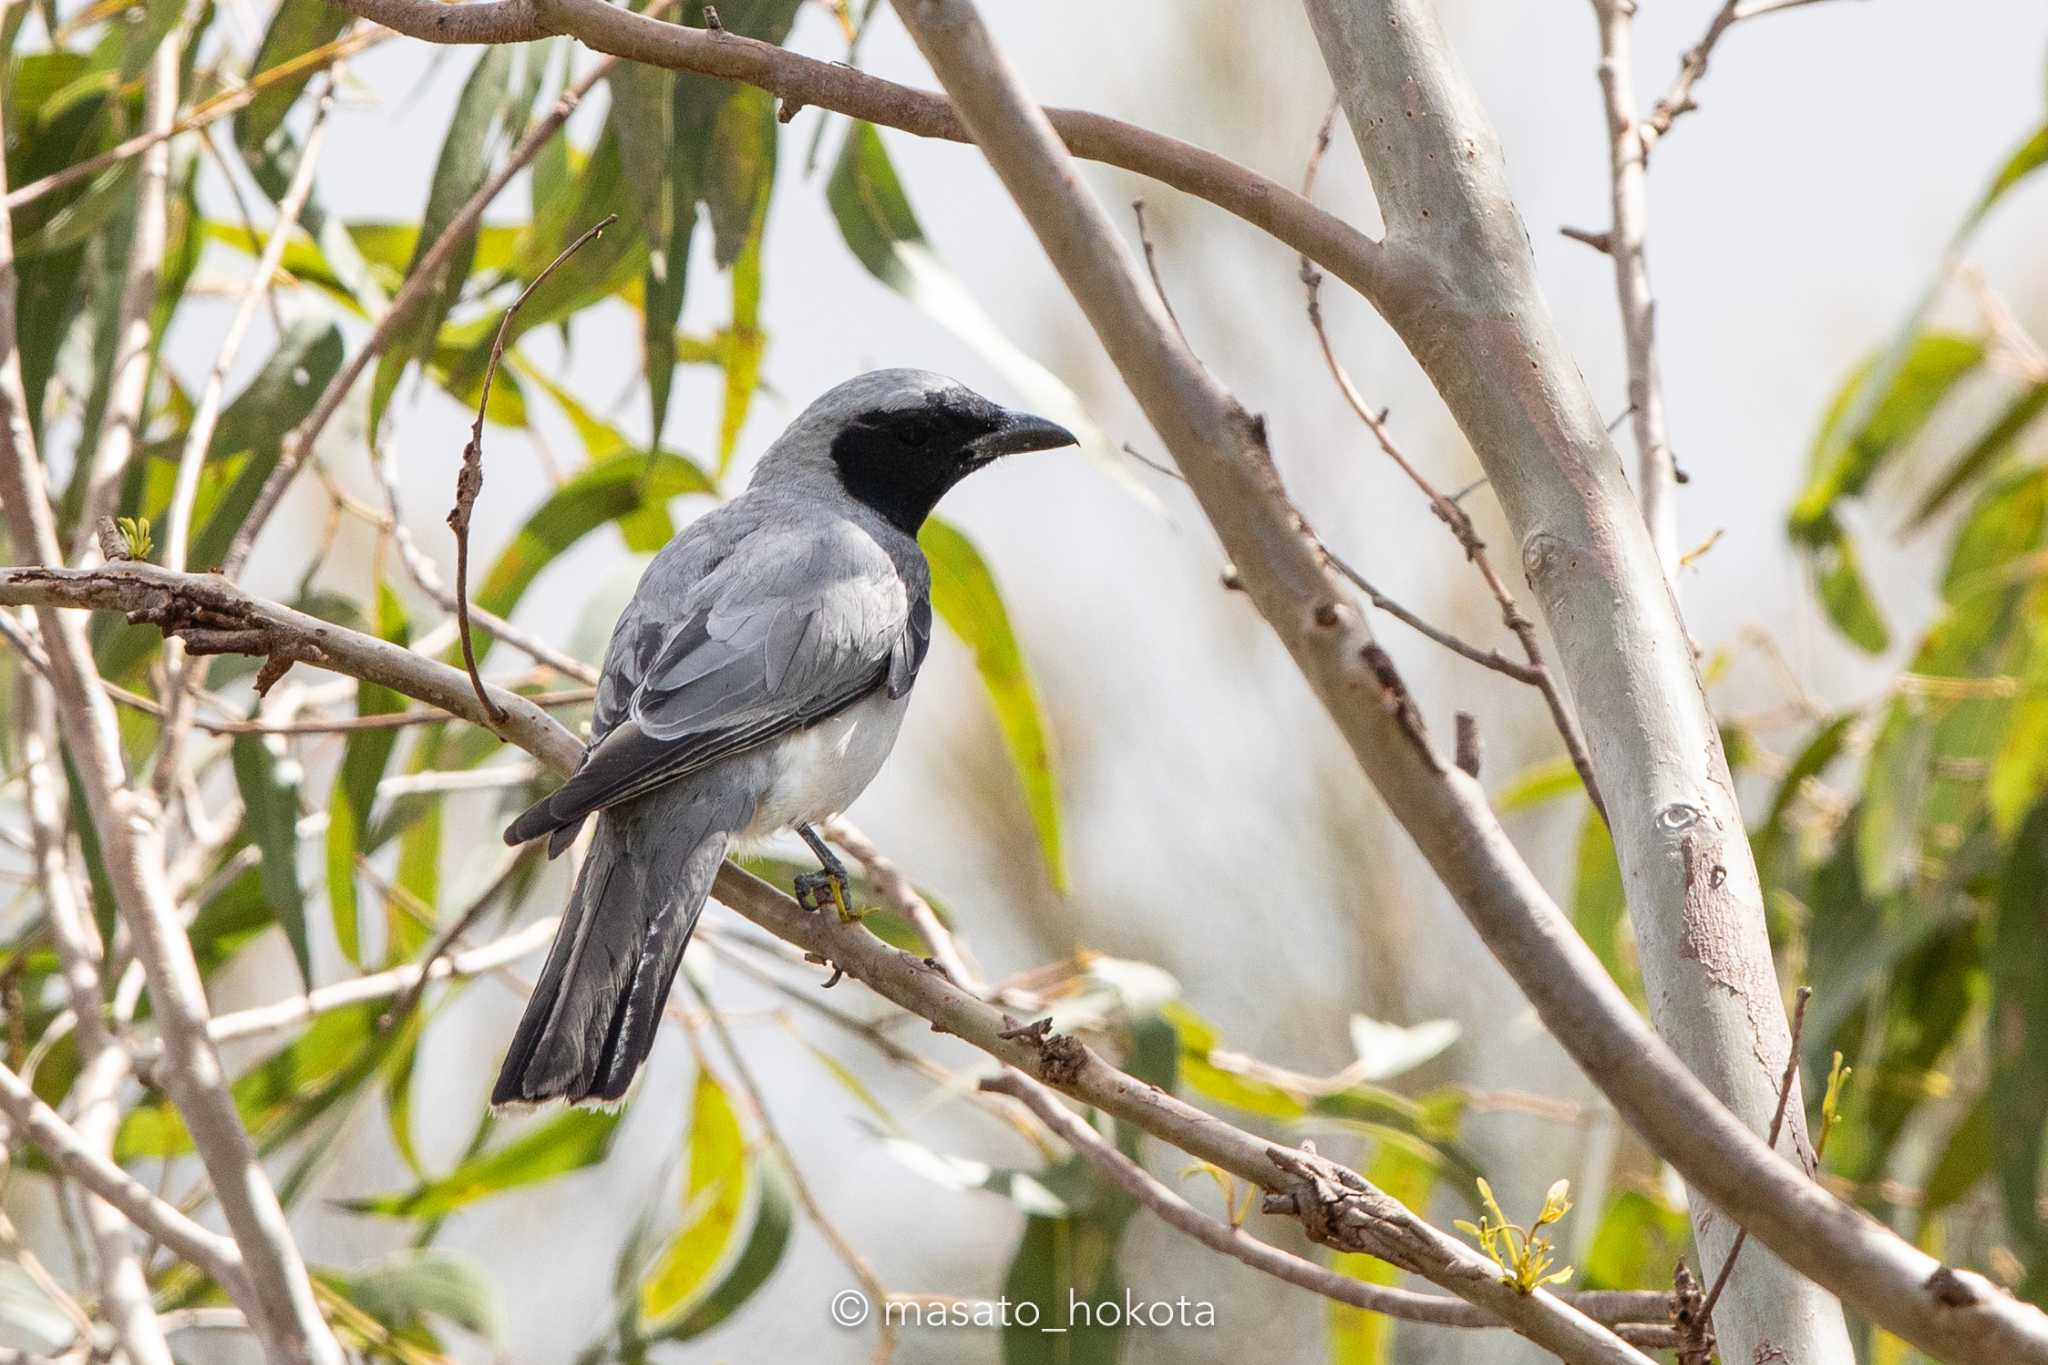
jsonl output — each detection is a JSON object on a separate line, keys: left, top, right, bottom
{"left": 1300, "top": 2, "right": 1853, "bottom": 1360}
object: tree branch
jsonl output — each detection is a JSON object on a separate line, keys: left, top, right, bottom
{"left": 1299, "top": 2, "right": 1934, "bottom": 1360}
{"left": 983, "top": 1069, "right": 1661, "bottom": 1363}
{"left": 0, "top": 563, "right": 1687, "bottom": 1345}
{"left": 324, "top": 0, "right": 1404, "bottom": 310}
{"left": 1588, "top": 0, "right": 1679, "bottom": 578}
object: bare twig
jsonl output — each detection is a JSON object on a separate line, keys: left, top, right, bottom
{"left": 1642, "top": 0, "right": 1852, "bottom": 152}
{"left": 180, "top": 918, "right": 561, "bottom": 1051}
{"left": 449, "top": 212, "right": 617, "bottom": 728}
{"left": 373, "top": 434, "right": 601, "bottom": 684}
{"left": 1588, "top": 0, "right": 1678, "bottom": 577}
{"left": 1295, "top": 253, "right": 1604, "bottom": 817}
{"left": 324, "top": 0, "right": 1400, "bottom": 305}
{"left": 1129, "top": 199, "right": 1188, "bottom": 349}
{"left": 1323, "top": 548, "right": 1543, "bottom": 685}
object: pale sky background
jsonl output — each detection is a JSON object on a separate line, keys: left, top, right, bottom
{"left": 38, "top": 1, "right": 2048, "bottom": 1361}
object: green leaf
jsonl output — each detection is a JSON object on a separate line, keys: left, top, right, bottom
{"left": 178, "top": 319, "right": 345, "bottom": 576}
{"left": 919, "top": 517, "right": 1064, "bottom": 889}
{"left": 1813, "top": 531, "right": 1891, "bottom": 654}
{"left": 230, "top": 734, "right": 311, "bottom": 987}
{"left": 1918, "top": 1092, "right": 1991, "bottom": 1226}
{"left": 1990, "top": 801, "right": 2048, "bottom": 1297}
{"left": 1755, "top": 712, "right": 1855, "bottom": 878}
{"left": 236, "top": 0, "right": 350, "bottom": 169}
{"left": 324, "top": 1248, "right": 503, "bottom": 1347}
{"left": 640, "top": 1070, "right": 749, "bottom": 1330}
{"left": 651, "top": 1156, "right": 794, "bottom": 1344}
{"left": 1856, "top": 702, "right": 1934, "bottom": 897}
{"left": 1992, "top": 618, "right": 2048, "bottom": 836}
{"left": 1580, "top": 1188, "right": 1690, "bottom": 1293}
{"left": 1493, "top": 756, "right": 1583, "bottom": 812}
{"left": 371, "top": 44, "right": 543, "bottom": 430}
{"left": 1792, "top": 331, "right": 1984, "bottom": 541}
{"left": 705, "top": 89, "right": 776, "bottom": 472}
{"left": 1572, "top": 806, "right": 1639, "bottom": 1006}
{"left": 344, "top": 1108, "right": 624, "bottom": 1219}
{"left": 1960, "top": 123, "right": 2048, "bottom": 239}
{"left": 1909, "top": 382, "right": 2048, "bottom": 529}
{"left": 118, "top": 1004, "right": 380, "bottom": 1159}
{"left": 326, "top": 583, "right": 409, "bottom": 967}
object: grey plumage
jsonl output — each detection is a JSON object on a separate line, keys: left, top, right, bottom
{"left": 493, "top": 369, "right": 1073, "bottom": 1108}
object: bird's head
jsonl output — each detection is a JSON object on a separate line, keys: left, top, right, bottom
{"left": 752, "top": 369, "right": 1076, "bottom": 533}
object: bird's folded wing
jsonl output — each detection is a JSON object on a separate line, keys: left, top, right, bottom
{"left": 509, "top": 521, "right": 930, "bottom": 842}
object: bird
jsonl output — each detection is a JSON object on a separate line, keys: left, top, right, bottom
{"left": 491, "top": 369, "right": 1076, "bottom": 1108}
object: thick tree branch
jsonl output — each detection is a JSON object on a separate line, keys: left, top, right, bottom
{"left": 845, "top": 0, "right": 2046, "bottom": 1360}
{"left": 1299, "top": 2, "right": 1928, "bottom": 1360}
{"left": 0, "top": 564, "right": 582, "bottom": 773}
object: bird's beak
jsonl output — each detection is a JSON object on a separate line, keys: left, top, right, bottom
{"left": 968, "top": 409, "right": 1079, "bottom": 461}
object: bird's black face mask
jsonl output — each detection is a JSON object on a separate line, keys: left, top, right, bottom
{"left": 831, "top": 393, "right": 1075, "bottom": 534}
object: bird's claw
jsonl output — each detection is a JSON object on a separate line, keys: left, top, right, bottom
{"left": 794, "top": 868, "right": 863, "bottom": 923}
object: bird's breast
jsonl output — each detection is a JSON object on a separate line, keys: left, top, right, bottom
{"left": 743, "top": 689, "right": 910, "bottom": 838}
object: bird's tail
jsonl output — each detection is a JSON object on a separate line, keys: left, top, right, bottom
{"left": 491, "top": 786, "right": 744, "bottom": 1108}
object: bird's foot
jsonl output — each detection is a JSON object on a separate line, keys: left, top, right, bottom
{"left": 794, "top": 868, "right": 863, "bottom": 922}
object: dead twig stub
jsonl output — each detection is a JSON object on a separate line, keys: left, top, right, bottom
{"left": 449, "top": 212, "right": 618, "bottom": 728}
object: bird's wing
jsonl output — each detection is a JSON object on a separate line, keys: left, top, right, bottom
{"left": 506, "top": 515, "right": 929, "bottom": 845}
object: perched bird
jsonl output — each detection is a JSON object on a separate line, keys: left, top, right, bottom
{"left": 493, "top": 370, "right": 1075, "bottom": 1107}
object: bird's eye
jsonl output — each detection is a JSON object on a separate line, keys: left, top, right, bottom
{"left": 898, "top": 418, "right": 931, "bottom": 448}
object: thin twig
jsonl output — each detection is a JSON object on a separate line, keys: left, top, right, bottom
{"left": 449, "top": 212, "right": 618, "bottom": 727}
{"left": 1296, "top": 133, "right": 1605, "bottom": 818}
{"left": 1642, "top": 0, "right": 1852, "bottom": 152}
{"left": 1324, "top": 548, "right": 1544, "bottom": 686}
{"left": 1130, "top": 199, "right": 1188, "bottom": 349}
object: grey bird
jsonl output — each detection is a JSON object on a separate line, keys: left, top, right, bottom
{"left": 493, "top": 370, "right": 1075, "bottom": 1107}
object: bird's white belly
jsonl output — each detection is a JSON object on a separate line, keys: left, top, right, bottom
{"left": 743, "top": 689, "right": 909, "bottom": 838}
